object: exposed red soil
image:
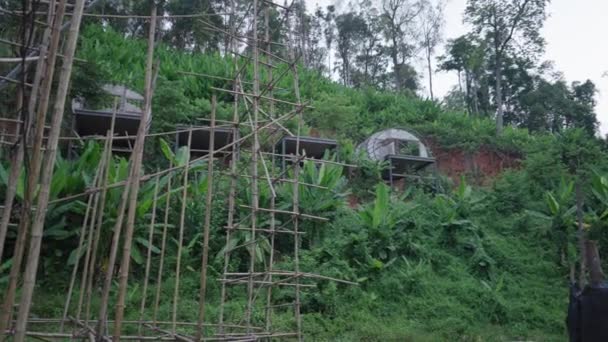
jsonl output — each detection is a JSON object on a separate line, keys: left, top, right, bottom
{"left": 428, "top": 142, "right": 521, "bottom": 185}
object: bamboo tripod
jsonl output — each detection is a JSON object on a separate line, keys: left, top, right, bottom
{"left": 0, "top": 0, "right": 355, "bottom": 341}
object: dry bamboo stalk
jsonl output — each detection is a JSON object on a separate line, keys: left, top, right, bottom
{"left": 218, "top": 29, "right": 241, "bottom": 331}
{"left": 138, "top": 176, "right": 161, "bottom": 335}
{"left": 0, "top": 75, "right": 33, "bottom": 86}
{"left": 59, "top": 172, "right": 99, "bottom": 332}
{"left": 196, "top": 96, "right": 217, "bottom": 340}
{"left": 152, "top": 163, "right": 173, "bottom": 325}
{"left": 143, "top": 324, "right": 194, "bottom": 342}
{"left": 95, "top": 162, "right": 132, "bottom": 339}
{"left": 172, "top": 129, "right": 192, "bottom": 334}
{"left": 238, "top": 205, "right": 328, "bottom": 222}
{"left": 16, "top": 318, "right": 260, "bottom": 329}
{"left": 112, "top": 6, "right": 158, "bottom": 341}
{"left": 13, "top": 0, "right": 86, "bottom": 339}
{"left": 210, "top": 87, "right": 311, "bottom": 109}
{"left": 83, "top": 104, "right": 117, "bottom": 324}
{"left": 244, "top": 0, "right": 260, "bottom": 334}
{"left": 219, "top": 279, "right": 315, "bottom": 288}
{"left": 0, "top": 1, "right": 62, "bottom": 335}
{"left": 264, "top": 9, "right": 276, "bottom": 329}
{"left": 0, "top": 43, "right": 48, "bottom": 264}
{"left": 288, "top": 8, "right": 304, "bottom": 340}
{"left": 223, "top": 226, "right": 304, "bottom": 235}
{"left": 71, "top": 119, "right": 114, "bottom": 327}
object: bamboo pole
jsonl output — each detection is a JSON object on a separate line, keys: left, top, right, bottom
{"left": 244, "top": 0, "right": 260, "bottom": 334}
{"left": 13, "top": 0, "right": 86, "bottom": 339}
{"left": 138, "top": 176, "right": 161, "bottom": 335}
{"left": 152, "top": 164, "right": 173, "bottom": 325}
{"left": 0, "top": 25, "right": 51, "bottom": 265}
{"left": 112, "top": 5, "right": 158, "bottom": 341}
{"left": 264, "top": 5, "right": 277, "bottom": 332}
{"left": 82, "top": 101, "right": 118, "bottom": 324}
{"left": 196, "top": 96, "right": 217, "bottom": 340}
{"left": 172, "top": 129, "right": 192, "bottom": 334}
{"left": 217, "top": 17, "right": 241, "bottom": 329}
{"left": 288, "top": 7, "right": 304, "bottom": 339}
{"left": 0, "top": 1, "right": 63, "bottom": 335}
{"left": 59, "top": 174, "right": 99, "bottom": 332}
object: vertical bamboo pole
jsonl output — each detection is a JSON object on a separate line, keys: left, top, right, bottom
{"left": 288, "top": 8, "right": 304, "bottom": 340}
{"left": 171, "top": 129, "right": 192, "bottom": 334}
{"left": 0, "top": 0, "right": 34, "bottom": 257}
{"left": 152, "top": 164, "right": 173, "bottom": 325}
{"left": 70, "top": 113, "right": 116, "bottom": 328}
{"left": 245, "top": 0, "right": 260, "bottom": 333}
{"left": 138, "top": 175, "right": 161, "bottom": 335}
{"left": 96, "top": 163, "right": 131, "bottom": 340}
{"left": 112, "top": 5, "right": 157, "bottom": 340}
{"left": 264, "top": 5, "right": 277, "bottom": 333}
{"left": 59, "top": 168, "right": 100, "bottom": 332}
{"left": 196, "top": 97, "right": 217, "bottom": 340}
{"left": 0, "top": 1, "right": 64, "bottom": 335}
{"left": 14, "top": 0, "right": 87, "bottom": 339}
{"left": 83, "top": 101, "right": 118, "bottom": 324}
{"left": 217, "top": 42, "right": 240, "bottom": 332}
{"left": 0, "top": 21, "right": 49, "bottom": 264}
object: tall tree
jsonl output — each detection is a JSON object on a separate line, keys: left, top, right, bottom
{"left": 335, "top": 11, "right": 368, "bottom": 86}
{"left": 164, "top": 0, "right": 224, "bottom": 52}
{"left": 352, "top": 0, "right": 386, "bottom": 88}
{"left": 380, "top": 0, "right": 422, "bottom": 92}
{"left": 438, "top": 35, "right": 487, "bottom": 115}
{"left": 321, "top": 5, "right": 336, "bottom": 76}
{"left": 418, "top": 0, "right": 445, "bottom": 100}
{"left": 465, "top": 0, "right": 549, "bottom": 133}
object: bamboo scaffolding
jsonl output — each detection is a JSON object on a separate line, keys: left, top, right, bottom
{"left": 3, "top": 0, "right": 359, "bottom": 338}
{"left": 196, "top": 96, "right": 217, "bottom": 340}
{"left": 46, "top": 107, "right": 307, "bottom": 206}
{"left": 0, "top": 1, "right": 62, "bottom": 335}
{"left": 217, "top": 18, "right": 241, "bottom": 329}
{"left": 152, "top": 163, "right": 174, "bottom": 325}
{"left": 59, "top": 167, "right": 101, "bottom": 332}
{"left": 172, "top": 128, "right": 192, "bottom": 334}
{"left": 14, "top": 0, "right": 86, "bottom": 339}
{"left": 288, "top": 6, "right": 304, "bottom": 339}
{"left": 244, "top": 0, "right": 260, "bottom": 334}
{"left": 112, "top": 6, "right": 158, "bottom": 339}
{"left": 83, "top": 106, "right": 117, "bottom": 324}
{"left": 138, "top": 176, "right": 161, "bottom": 335}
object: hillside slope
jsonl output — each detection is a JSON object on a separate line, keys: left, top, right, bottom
{"left": 15, "top": 25, "right": 608, "bottom": 340}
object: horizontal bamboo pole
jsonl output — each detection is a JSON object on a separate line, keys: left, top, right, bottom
{"left": 223, "top": 226, "right": 305, "bottom": 235}
{"left": 218, "top": 279, "right": 316, "bottom": 288}
{"left": 211, "top": 87, "right": 312, "bottom": 109}
{"left": 48, "top": 107, "right": 304, "bottom": 204}
{"left": 239, "top": 205, "right": 329, "bottom": 222}
{"left": 0, "top": 75, "right": 32, "bottom": 87}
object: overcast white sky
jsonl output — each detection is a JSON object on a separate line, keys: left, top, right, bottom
{"left": 304, "top": 0, "right": 608, "bottom": 135}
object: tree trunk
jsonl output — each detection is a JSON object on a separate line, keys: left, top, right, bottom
{"left": 426, "top": 46, "right": 433, "bottom": 101}
{"left": 585, "top": 240, "right": 604, "bottom": 287}
{"left": 494, "top": 52, "right": 504, "bottom": 133}
{"left": 576, "top": 181, "right": 587, "bottom": 287}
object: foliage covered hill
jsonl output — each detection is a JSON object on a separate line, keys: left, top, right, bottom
{"left": 74, "top": 25, "right": 532, "bottom": 154}
{"left": 2, "top": 24, "right": 608, "bottom": 341}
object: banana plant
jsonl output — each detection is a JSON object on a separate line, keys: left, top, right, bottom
{"left": 278, "top": 153, "right": 348, "bottom": 246}
{"left": 356, "top": 183, "right": 417, "bottom": 272}
{"left": 527, "top": 178, "right": 577, "bottom": 270}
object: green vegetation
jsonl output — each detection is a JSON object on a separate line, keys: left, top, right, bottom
{"left": 1, "top": 23, "right": 607, "bottom": 340}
